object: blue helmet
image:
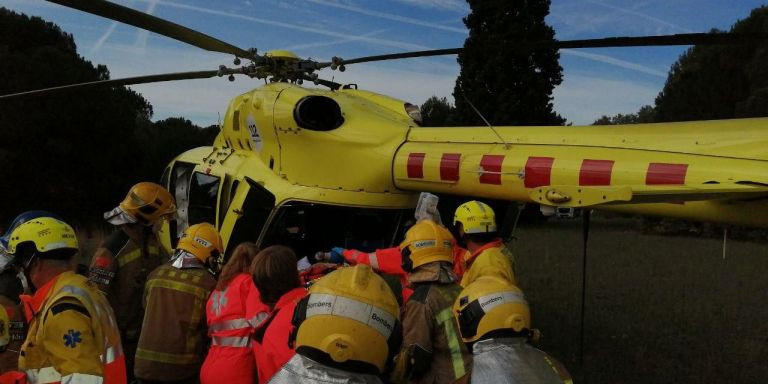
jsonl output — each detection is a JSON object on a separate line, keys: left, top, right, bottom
{"left": 0, "top": 210, "right": 64, "bottom": 250}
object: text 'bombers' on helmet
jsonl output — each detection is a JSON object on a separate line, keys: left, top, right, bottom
{"left": 454, "top": 276, "right": 530, "bottom": 343}
{"left": 399, "top": 220, "right": 454, "bottom": 269}
{"left": 294, "top": 264, "right": 400, "bottom": 374}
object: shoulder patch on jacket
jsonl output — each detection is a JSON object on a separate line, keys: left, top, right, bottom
{"left": 408, "top": 283, "right": 433, "bottom": 304}
{"left": 49, "top": 302, "right": 90, "bottom": 318}
{"left": 103, "top": 229, "right": 130, "bottom": 255}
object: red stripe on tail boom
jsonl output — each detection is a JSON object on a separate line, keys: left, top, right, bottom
{"left": 524, "top": 157, "right": 555, "bottom": 188}
{"left": 580, "top": 159, "right": 614, "bottom": 186}
{"left": 480, "top": 155, "right": 505, "bottom": 185}
{"left": 440, "top": 153, "right": 461, "bottom": 182}
{"left": 407, "top": 153, "right": 426, "bottom": 179}
{"left": 646, "top": 163, "right": 688, "bottom": 185}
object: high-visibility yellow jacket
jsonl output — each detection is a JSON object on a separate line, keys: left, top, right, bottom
{"left": 19, "top": 271, "right": 126, "bottom": 384}
{"left": 460, "top": 240, "right": 516, "bottom": 288}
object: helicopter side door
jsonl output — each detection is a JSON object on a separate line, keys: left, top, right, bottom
{"left": 218, "top": 177, "right": 276, "bottom": 255}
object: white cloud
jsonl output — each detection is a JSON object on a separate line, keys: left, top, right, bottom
{"left": 554, "top": 73, "right": 659, "bottom": 125}
{"left": 392, "top": 0, "right": 467, "bottom": 13}
{"left": 307, "top": 0, "right": 467, "bottom": 33}
{"left": 129, "top": 0, "right": 431, "bottom": 51}
{"left": 586, "top": 0, "right": 694, "bottom": 33}
{"left": 561, "top": 50, "right": 667, "bottom": 78}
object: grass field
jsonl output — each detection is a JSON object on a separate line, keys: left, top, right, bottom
{"left": 513, "top": 216, "right": 768, "bottom": 384}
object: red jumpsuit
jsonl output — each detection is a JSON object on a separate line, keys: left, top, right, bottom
{"left": 252, "top": 287, "right": 307, "bottom": 384}
{"left": 201, "top": 274, "right": 269, "bottom": 384}
{"left": 340, "top": 242, "right": 468, "bottom": 302}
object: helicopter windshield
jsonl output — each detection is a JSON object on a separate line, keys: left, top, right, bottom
{"left": 260, "top": 202, "right": 411, "bottom": 262}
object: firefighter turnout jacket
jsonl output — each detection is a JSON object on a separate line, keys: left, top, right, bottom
{"left": 393, "top": 262, "right": 472, "bottom": 384}
{"left": 89, "top": 230, "right": 168, "bottom": 342}
{"left": 134, "top": 259, "right": 216, "bottom": 382}
{"left": 460, "top": 240, "right": 516, "bottom": 287}
{"left": 18, "top": 271, "right": 126, "bottom": 384}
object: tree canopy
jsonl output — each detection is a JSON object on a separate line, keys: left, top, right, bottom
{"left": 0, "top": 8, "right": 216, "bottom": 225}
{"left": 419, "top": 96, "right": 455, "bottom": 127}
{"left": 452, "top": 0, "right": 565, "bottom": 126}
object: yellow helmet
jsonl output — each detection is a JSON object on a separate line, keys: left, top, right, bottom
{"left": 454, "top": 276, "right": 530, "bottom": 344}
{"left": 291, "top": 264, "right": 400, "bottom": 375}
{"left": 398, "top": 220, "right": 453, "bottom": 271}
{"left": 176, "top": 223, "right": 223, "bottom": 264}
{"left": 0, "top": 305, "right": 9, "bottom": 352}
{"left": 453, "top": 200, "right": 497, "bottom": 234}
{"left": 109, "top": 182, "right": 176, "bottom": 225}
{"left": 6, "top": 217, "right": 79, "bottom": 262}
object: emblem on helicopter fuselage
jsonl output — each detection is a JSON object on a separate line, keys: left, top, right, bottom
{"left": 247, "top": 115, "right": 263, "bottom": 151}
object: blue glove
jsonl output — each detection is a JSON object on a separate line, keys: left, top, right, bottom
{"left": 329, "top": 247, "right": 346, "bottom": 264}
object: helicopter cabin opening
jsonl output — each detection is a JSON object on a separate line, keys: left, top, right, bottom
{"left": 160, "top": 159, "right": 413, "bottom": 260}
{"left": 159, "top": 150, "right": 520, "bottom": 262}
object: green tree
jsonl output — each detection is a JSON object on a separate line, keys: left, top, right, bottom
{"left": 420, "top": 96, "right": 455, "bottom": 126}
{"left": 452, "top": 0, "right": 565, "bottom": 126}
{"left": 0, "top": 8, "right": 215, "bottom": 225}
{"left": 655, "top": 6, "right": 768, "bottom": 121}
{"left": 593, "top": 105, "right": 656, "bottom": 125}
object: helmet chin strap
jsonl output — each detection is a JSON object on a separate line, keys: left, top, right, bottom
{"left": 16, "top": 267, "right": 32, "bottom": 294}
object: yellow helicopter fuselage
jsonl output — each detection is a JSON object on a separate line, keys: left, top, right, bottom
{"left": 159, "top": 83, "right": 768, "bottom": 252}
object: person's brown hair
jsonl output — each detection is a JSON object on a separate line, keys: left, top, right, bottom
{"left": 216, "top": 242, "right": 259, "bottom": 291}
{"left": 250, "top": 245, "right": 300, "bottom": 307}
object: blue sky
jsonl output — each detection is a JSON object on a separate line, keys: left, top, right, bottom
{"left": 1, "top": 0, "right": 766, "bottom": 126}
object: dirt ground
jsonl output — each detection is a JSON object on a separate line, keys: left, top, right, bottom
{"left": 513, "top": 216, "right": 768, "bottom": 384}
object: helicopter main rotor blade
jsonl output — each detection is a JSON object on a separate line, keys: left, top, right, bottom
{"left": 332, "top": 32, "right": 766, "bottom": 66}
{"left": 47, "top": 0, "right": 258, "bottom": 61}
{"left": 0, "top": 70, "right": 221, "bottom": 100}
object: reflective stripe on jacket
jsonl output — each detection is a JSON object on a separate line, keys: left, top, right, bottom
{"left": 460, "top": 241, "right": 516, "bottom": 287}
{"left": 252, "top": 287, "right": 307, "bottom": 384}
{"left": 19, "top": 271, "right": 126, "bottom": 384}
{"left": 470, "top": 338, "right": 572, "bottom": 384}
{"left": 135, "top": 263, "right": 216, "bottom": 382}
{"left": 267, "top": 353, "right": 383, "bottom": 384}
{"left": 89, "top": 230, "right": 167, "bottom": 342}
{"left": 201, "top": 274, "right": 268, "bottom": 384}
{"left": 394, "top": 262, "right": 471, "bottom": 384}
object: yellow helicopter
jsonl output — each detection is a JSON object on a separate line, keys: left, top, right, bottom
{"left": 5, "top": 0, "right": 768, "bottom": 257}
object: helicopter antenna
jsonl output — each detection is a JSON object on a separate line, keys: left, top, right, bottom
{"left": 217, "top": 112, "right": 222, "bottom": 128}
{"left": 459, "top": 91, "right": 510, "bottom": 149}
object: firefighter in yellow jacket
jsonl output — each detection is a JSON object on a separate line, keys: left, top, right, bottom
{"left": 453, "top": 201, "right": 516, "bottom": 287}
{"left": 4, "top": 217, "right": 126, "bottom": 383}
{"left": 134, "top": 223, "right": 221, "bottom": 383}
{"left": 90, "top": 182, "right": 176, "bottom": 377}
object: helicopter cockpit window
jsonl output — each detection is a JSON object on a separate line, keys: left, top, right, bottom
{"left": 188, "top": 172, "right": 220, "bottom": 226}
{"left": 293, "top": 96, "right": 344, "bottom": 131}
{"left": 260, "top": 202, "right": 410, "bottom": 262}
